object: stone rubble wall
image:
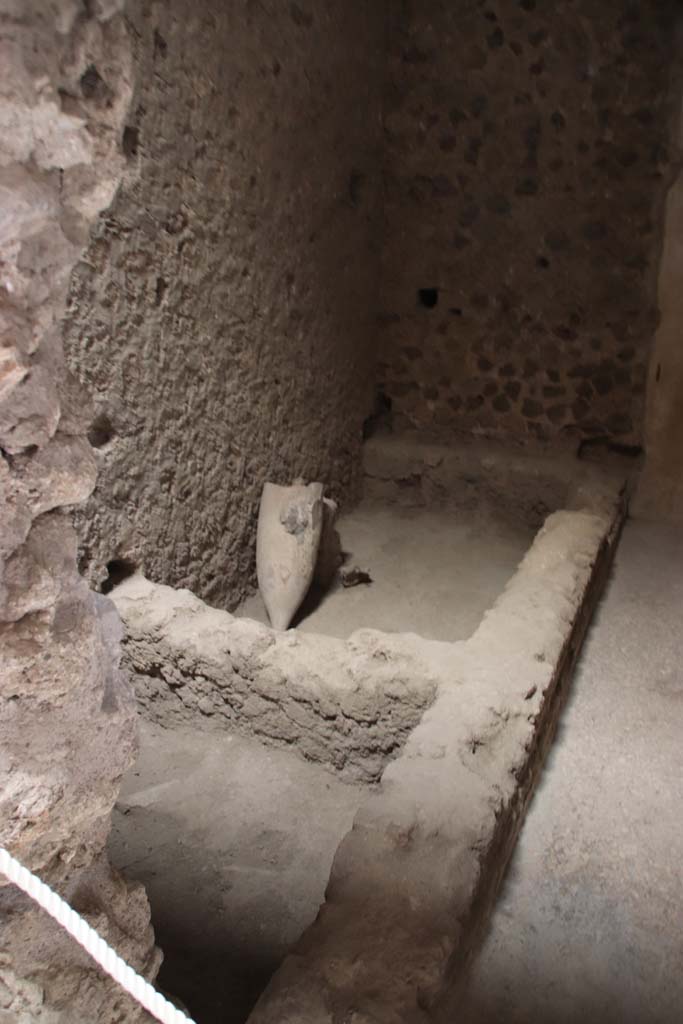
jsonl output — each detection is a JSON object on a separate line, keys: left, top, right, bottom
{"left": 0, "top": 3, "right": 158, "bottom": 1019}
{"left": 378, "top": 0, "right": 680, "bottom": 448}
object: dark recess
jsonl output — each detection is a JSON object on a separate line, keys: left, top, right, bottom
{"left": 102, "top": 558, "right": 138, "bottom": 594}
{"left": 122, "top": 125, "right": 139, "bottom": 158}
{"left": 418, "top": 288, "right": 439, "bottom": 308}
{"left": 363, "top": 391, "right": 393, "bottom": 439}
{"left": 88, "top": 412, "right": 115, "bottom": 449}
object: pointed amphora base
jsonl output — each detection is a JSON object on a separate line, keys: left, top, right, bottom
{"left": 256, "top": 480, "right": 324, "bottom": 630}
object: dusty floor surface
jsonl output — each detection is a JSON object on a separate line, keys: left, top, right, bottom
{"left": 238, "top": 499, "right": 533, "bottom": 641}
{"left": 108, "top": 723, "right": 362, "bottom": 1024}
{"left": 443, "top": 519, "right": 683, "bottom": 1024}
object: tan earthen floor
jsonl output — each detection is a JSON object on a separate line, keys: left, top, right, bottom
{"left": 237, "top": 498, "right": 533, "bottom": 641}
{"left": 109, "top": 723, "right": 362, "bottom": 1024}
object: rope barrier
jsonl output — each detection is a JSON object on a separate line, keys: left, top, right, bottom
{"left": 0, "top": 847, "right": 196, "bottom": 1024}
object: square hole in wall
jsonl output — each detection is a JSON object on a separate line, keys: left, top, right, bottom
{"left": 417, "top": 287, "right": 439, "bottom": 308}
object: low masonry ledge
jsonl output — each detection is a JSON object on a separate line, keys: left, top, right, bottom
{"left": 364, "top": 432, "right": 629, "bottom": 528}
{"left": 247, "top": 500, "right": 627, "bottom": 1023}
{"left": 112, "top": 575, "right": 439, "bottom": 784}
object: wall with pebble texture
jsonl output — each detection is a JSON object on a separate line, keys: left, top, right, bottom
{"left": 64, "top": 0, "right": 384, "bottom": 611}
{"left": 378, "top": 0, "right": 680, "bottom": 447}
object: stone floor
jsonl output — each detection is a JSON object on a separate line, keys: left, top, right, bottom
{"left": 441, "top": 519, "right": 683, "bottom": 1024}
{"left": 237, "top": 498, "right": 533, "bottom": 641}
{"left": 108, "top": 723, "right": 362, "bottom": 1024}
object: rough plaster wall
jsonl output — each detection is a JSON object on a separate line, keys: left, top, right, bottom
{"left": 378, "top": 0, "right": 679, "bottom": 447}
{"left": 635, "top": 21, "right": 683, "bottom": 523}
{"left": 63, "top": 0, "right": 385, "bottom": 611}
{"left": 0, "top": 3, "right": 158, "bottom": 1019}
